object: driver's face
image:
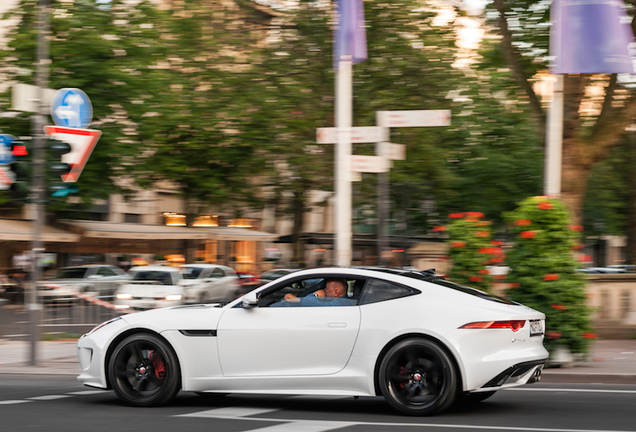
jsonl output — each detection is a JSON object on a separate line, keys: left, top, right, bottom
{"left": 325, "top": 280, "right": 346, "bottom": 298}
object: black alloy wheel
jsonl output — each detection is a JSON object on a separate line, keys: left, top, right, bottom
{"left": 108, "top": 333, "right": 181, "bottom": 407}
{"left": 379, "top": 338, "right": 458, "bottom": 416}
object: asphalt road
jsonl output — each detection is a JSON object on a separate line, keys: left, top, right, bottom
{"left": 1, "top": 375, "right": 636, "bottom": 432}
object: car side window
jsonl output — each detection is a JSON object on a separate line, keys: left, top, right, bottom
{"left": 97, "top": 267, "right": 117, "bottom": 277}
{"left": 259, "top": 277, "right": 357, "bottom": 308}
{"left": 211, "top": 268, "right": 225, "bottom": 278}
{"left": 358, "top": 278, "right": 417, "bottom": 305}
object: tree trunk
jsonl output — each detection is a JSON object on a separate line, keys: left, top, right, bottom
{"left": 560, "top": 136, "right": 590, "bottom": 225}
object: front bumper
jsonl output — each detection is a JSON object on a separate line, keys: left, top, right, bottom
{"left": 76, "top": 317, "right": 131, "bottom": 389}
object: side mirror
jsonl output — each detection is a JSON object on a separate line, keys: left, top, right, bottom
{"left": 242, "top": 292, "right": 258, "bottom": 309}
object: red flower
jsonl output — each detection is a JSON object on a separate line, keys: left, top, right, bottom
{"left": 476, "top": 221, "right": 491, "bottom": 226}
{"left": 433, "top": 226, "right": 447, "bottom": 232}
{"left": 520, "top": 231, "right": 536, "bottom": 238}
{"left": 451, "top": 241, "right": 466, "bottom": 247}
{"left": 475, "top": 231, "right": 490, "bottom": 237}
{"left": 544, "top": 274, "right": 560, "bottom": 281}
{"left": 449, "top": 213, "right": 465, "bottom": 219}
{"left": 466, "top": 212, "right": 484, "bottom": 218}
{"left": 571, "top": 244, "right": 584, "bottom": 251}
{"left": 538, "top": 201, "right": 553, "bottom": 210}
{"left": 468, "top": 276, "right": 483, "bottom": 282}
{"left": 490, "top": 257, "right": 504, "bottom": 263}
{"left": 551, "top": 304, "right": 567, "bottom": 310}
{"left": 547, "top": 331, "right": 562, "bottom": 340}
{"left": 465, "top": 217, "right": 479, "bottom": 223}
{"left": 514, "top": 219, "right": 531, "bottom": 226}
{"left": 570, "top": 225, "right": 584, "bottom": 232}
{"left": 582, "top": 332, "right": 598, "bottom": 339}
{"left": 479, "top": 269, "right": 490, "bottom": 275}
{"left": 509, "top": 282, "right": 520, "bottom": 288}
{"left": 491, "top": 240, "right": 504, "bottom": 246}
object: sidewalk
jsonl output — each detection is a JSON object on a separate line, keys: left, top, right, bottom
{"left": 1, "top": 338, "right": 636, "bottom": 383}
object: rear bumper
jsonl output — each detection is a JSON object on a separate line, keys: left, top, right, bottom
{"left": 477, "top": 358, "right": 548, "bottom": 392}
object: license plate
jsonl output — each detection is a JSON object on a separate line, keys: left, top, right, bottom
{"left": 529, "top": 319, "right": 544, "bottom": 336}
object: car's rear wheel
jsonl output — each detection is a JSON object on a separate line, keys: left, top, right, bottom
{"left": 379, "top": 338, "right": 457, "bottom": 416}
{"left": 108, "top": 333, "right": 180, "bottom": 407}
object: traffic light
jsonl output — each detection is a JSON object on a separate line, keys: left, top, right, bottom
{"left": 46, "top": 138, "right": 76, "bottom": 197}
{"left": 9, "top": 139, "right": 32, "bottom": 202}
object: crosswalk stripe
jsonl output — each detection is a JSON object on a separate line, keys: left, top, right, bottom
{"left": 27, "top": 395, "right": 71, "bottom": 401}
{"left": 66, "top": 390, "right": 106, "bottom": 396}
{"left": 243, "top": 420, "right": 355, "bottom": 432}
{"left": 177, "top": 407, "right": 278, "bottom": 418}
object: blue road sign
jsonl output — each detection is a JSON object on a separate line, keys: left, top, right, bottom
{"left": 50, "top": 88, "right": 93, "bottom": 129}
{"left": 0, "top": 134, "right": 16, "bottom": 165}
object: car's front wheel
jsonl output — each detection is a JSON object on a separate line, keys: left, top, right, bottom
{"left": 108, "top": 333, "right": 181, "bottom": 407}
{"left": 379, "top": 338, "right": 458, "bottom": 416}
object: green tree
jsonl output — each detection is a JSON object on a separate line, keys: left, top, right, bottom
{"left": 445, "top": 211, "right": 501, "bottom": 291}
{"left": 505, "top": 196, "right": 594, "bottom": 355}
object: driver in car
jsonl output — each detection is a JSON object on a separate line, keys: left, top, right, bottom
{"left": 271, "top": 278, "right": 356, "bottom": 307}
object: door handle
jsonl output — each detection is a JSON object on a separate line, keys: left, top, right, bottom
{"left": 328, "top": 322, "right": 347, "bottom": 328}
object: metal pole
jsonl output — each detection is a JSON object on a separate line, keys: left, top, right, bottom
{"left": 335, "top": 57, "right": 352, "bottom": 267}
{"left": 375, "top": 113, "right": 389, "bottom": 267}
{"left": 28, "top": 0, "right": 50, "bottom": 366}
{"left": 544, "top": 74, "right": 564, "bottom": 196}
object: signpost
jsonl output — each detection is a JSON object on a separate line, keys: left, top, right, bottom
{"left": 316, "top": 126, "right": 388, "bottom": 144}
{"left": 376, "top": 110, "right": 451, "bottom": 128}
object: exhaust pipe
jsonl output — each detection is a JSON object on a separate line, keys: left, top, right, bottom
{"left": 527, "top": 366, "right": 542, "bottom": 384}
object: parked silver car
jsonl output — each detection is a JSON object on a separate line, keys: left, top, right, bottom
{"left": 38, "top": 264, "right": 130, "bottom": 305}
{"left": 115, "top": 266, "right": 185, "bottom": 311}
{"left": 178, "top": 264, "right": 241, "bottom": 303}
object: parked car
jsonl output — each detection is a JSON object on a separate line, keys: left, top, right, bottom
{"left": 114, "top": 266, "right": 185, "bottom": 311}
{"left": 576, "top": 267, "right": 627, "bottom": 274}
{"left": 78, "top": 267, "right": 547, "bottom": 415}
{"left": 178, "top": 264, "right": 241, "bottom": 304}
{"left": 257, "top": 268, "right": 300, "bottom": 284}
{"left": 38, "top": 264, "right": 130, "bottom": 305}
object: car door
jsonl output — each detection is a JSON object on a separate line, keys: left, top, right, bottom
{"left": 216, "top": 275, "right": 362, "bottom": 377}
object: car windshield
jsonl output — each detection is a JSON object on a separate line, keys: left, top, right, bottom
{"left": 131, "top": 271, "right": 174, "bottom": 285}
{"left": 55, "top": 267, "right": 88, "bottom": 279}
{"left": 181, "top": 267, "right": 203, "bottom": 280}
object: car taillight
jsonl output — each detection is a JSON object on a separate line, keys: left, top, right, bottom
{"left": 459, "top": 320, "right": 526, "bottom": 332}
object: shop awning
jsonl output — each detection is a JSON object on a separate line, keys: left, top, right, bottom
{"left": 0, "top": 219, "right": 80, "bottom": 242}
{"left": 60, "top": 220, "right": 278, "bottom": 242}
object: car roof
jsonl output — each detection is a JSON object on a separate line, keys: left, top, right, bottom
{"left": 129, "top": 266, "right": 180, "bottom": 272}
{"left": 180, "top": 264, "right": 231, "bottom": 269}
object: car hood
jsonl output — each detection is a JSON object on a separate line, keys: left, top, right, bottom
{"left": 118, "top": 283, "right": 185, "bottom": 296}
{"left": 120, "top": 303, "right": 225, "bottom": 331}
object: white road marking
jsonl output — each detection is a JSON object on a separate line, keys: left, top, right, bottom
{"left": 27, "top": 395, "right": 72, "bottom": 401}
{"left": 0, "top": 400, "right": 31, "bottom": 405}
{"left": 245, "top": 420, "right": 355, "bottom": 432}
{"left": 177, "top": 410, "right": 636, "bottom": 432}
{"left": 504, "top": 388, "right": 636, "bottom": 394}
{"left": 177, "top": 407, "right": 278, "bottom": 418}
{"left": 66, "top": 390, "right": 105, "bottom": 395}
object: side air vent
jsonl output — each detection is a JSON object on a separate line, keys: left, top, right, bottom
{"left": 179, "top": 330, "right": 217, "bottom": 337}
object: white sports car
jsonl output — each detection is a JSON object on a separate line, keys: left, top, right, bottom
{"left": 77, "top": 267, "right": 548, "bottom": 416}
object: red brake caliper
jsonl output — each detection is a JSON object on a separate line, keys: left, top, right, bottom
{"left": 398, "top": 366, "right": 409, "bottom": 388}
{"left": 148, "top": 350, "right": 166, "bottom": 379}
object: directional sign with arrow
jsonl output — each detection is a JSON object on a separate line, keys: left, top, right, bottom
{"left": 50, "top": 88, "right": 93, "bottom": 129}
{"left": 44, "top": 126, "right": 101, "bottom": 182}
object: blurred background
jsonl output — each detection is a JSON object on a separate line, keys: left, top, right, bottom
{"left": 0, "top": 0, "right": 635, "bottom": 345}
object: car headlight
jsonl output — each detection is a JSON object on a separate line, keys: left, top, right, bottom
{"left": 116, "top": 293, "right": 132, "bottom": 300}
{"left": 85, "top": 317, "right": 122, "bottom": 336}
{"left": 165, "top": 294, "right": 182, "bottom": 301}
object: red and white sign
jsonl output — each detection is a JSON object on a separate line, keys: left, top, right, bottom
{"left": 377, "top": 110, "right": 451, "bottom": 128}
{"left": 316, "top": 126, "right": 389, "bottom": 144}
{"left": 0, "top": 166, "right": 14, "bottom": 188}
{"left": 351, "top": 155, "right": 389, "bottom": 173}
{"left": 44, "top": 125, "right": 101, "bottom": 182}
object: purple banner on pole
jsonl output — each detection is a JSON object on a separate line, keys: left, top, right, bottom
{"left": 333, "top": 0, "right": 368, "bottom": 70}
{"left": 551, "top": 0, "right": 635, "bottom": 74}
